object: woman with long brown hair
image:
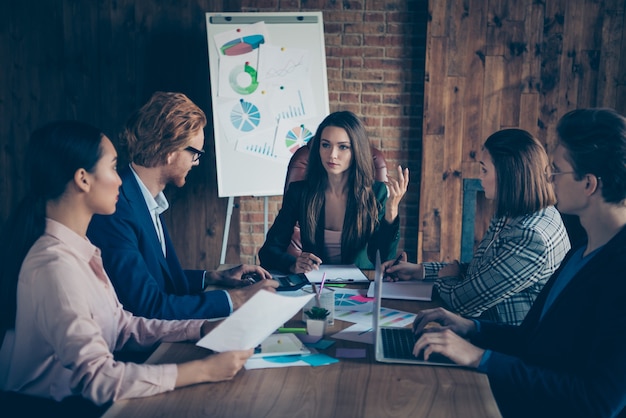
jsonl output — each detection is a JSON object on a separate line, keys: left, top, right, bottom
{"left": 259, "top": 110, "right": 409, "bottom": 273}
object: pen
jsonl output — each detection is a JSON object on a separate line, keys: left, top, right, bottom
{"left": 387, "top": 253, "right": 403, "bottom": 280}
{"left": 311, "top": 283, "right": 321, "bottom": 307}
{"left": 391, "top": 253, "right": 403, "bottom": 267}
{"left": 358, "top": 328, "right": 373, "bottom": 335}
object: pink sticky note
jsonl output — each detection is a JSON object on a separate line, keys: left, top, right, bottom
{"left": 350, "top": 295, "right": 374, "bottom": 303}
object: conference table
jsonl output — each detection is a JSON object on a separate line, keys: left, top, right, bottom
{"left": 101, "top": 272, "right": 502, "bottom": 418}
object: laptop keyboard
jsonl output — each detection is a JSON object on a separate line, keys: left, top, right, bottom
{"left": 381, "top": 327, "right": 417, "bottom": 359}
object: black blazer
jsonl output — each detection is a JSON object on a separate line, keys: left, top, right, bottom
{"left": 259, "top": 180, "right": 399, "bottom": 273}
{"left": 473, "top": 226, "right": 626, "bottom": 418}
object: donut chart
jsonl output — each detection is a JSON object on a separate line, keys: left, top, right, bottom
{"left": 230, "top": 99, "right": 261, "bottom": 132}
{"left": 229, "top": 62, "right": 259, "bottom": 95}
{"left": 285, "top": 125, "right": 313, "bottom": 153}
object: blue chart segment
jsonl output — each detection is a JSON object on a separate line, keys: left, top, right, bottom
{"left": 230, "top": 99, "right": 261, "bottom": 132}
{"left": 285, "top": 125, "right": 313, "bottom": 153}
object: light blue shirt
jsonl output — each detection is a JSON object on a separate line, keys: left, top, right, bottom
{"left": 130, "top": 165, "right": 168, "bottom": 257}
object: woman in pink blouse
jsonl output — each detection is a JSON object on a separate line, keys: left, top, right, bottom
{"left": 0, "top": 121, "right": 255, "bottom": 416}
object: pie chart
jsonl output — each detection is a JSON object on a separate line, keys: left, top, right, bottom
{"left": 285, "top": 125, "right": 313, "bottom": 153}
{"left": 230, "top": 99, "right": 261, "bottom": 132}
{"left": 220, "top": 34, "right": 265, "bottom": 56}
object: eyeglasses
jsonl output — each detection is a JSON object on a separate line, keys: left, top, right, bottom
{"left": 185, "top": 146, "right": 205, "bottom": 162}
{"left": 544, "top": 166, "right": 575, "bottom": 183}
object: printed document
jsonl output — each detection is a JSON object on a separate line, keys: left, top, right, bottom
{"left": 196, "top": 290, "right": 314, "bottom": 352}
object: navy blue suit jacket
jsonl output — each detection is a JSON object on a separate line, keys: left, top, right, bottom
{"left": 87, "top": 166, "right": 230, "bottom": 320}
{"left": 473, "top": 225, "right": 626, "bottom": 418}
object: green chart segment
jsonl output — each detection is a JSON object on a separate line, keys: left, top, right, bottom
{"left": 229, "top": 62, "right": 259, "bottom": 95}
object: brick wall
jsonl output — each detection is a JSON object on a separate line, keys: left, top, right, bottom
{"left": 238, "top": 0, "right": 427, "bottom": 265}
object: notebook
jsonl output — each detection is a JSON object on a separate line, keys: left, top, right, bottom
{"left": 366, "top": 279, "right": 434, "bottom": 301}
{"left": 251, "top": 333, "right": 311, "bottom": 358}
{"left": 372, "top": 252, "right": 458, "bottom": 367}
{"left": 304, "top": 264, "right": 370, "bottom": 283}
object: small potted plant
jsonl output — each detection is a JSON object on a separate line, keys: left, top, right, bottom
{"left": 303, "top": 306, "right": 330, "bottom": 337}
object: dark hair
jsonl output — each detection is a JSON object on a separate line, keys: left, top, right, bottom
{"left": 302, "top": 111, "right": 378, "bottom": 262}
{"left": 556, "top": 108, "right": 626, "bottom": 204}
{"left": 0, "top": 121, "right": 104, "bottom": 337}
{"left": 483, "top": 128, "right": 556, "bottom": 218}
{"left": 122, "top": 91, "right": 207, "bottom": 167}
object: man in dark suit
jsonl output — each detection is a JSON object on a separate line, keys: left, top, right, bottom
{"left": 88, "top": 91, "right": 277, "bottom": 320}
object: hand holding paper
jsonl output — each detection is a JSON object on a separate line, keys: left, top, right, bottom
{"left": 196, "top": 290, "right": 314, "bottom": 353}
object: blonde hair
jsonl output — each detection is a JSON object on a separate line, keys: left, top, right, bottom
{"left": 122, "top": 92, "right": 206, "bottom": 167}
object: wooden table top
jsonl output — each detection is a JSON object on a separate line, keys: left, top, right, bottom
{"left": 101, "top": 280, "right": 502, "bottom": 418}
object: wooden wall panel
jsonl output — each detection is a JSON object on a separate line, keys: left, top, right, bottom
{"left": 419, "top": 134, "right": 444, "bottom": 261}
{"left": 0, "top": 0, "right": 242, "bottom": 271}
{"left": 440, "top": 76, "right": 465, "bottom": 262}
{"left": 419, "top": 0, "right": 626, "bottom": 264}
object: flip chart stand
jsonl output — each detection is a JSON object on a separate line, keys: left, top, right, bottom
{"left": 220, "top": 196, "right": 270, "bottom": 264}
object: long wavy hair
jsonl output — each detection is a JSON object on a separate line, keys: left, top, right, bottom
{"left": 301, "top": 111, "right": 379, "bottom": 262}
{"left": 0, "top": 121, "right": 103, "bottom": 340}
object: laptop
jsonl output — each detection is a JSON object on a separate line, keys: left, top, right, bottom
{"left": 373, "top": 252, "right": 458, "bottom": 366}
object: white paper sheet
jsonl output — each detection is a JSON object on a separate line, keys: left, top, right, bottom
{"left": 331, "top": 323, "right": 374, "bottom": 344}
{"left": 196, "top": 290, "right": 314, "bottom": 352}
{"left": 305, "top": 264, "right": 370, "bottom": 283}
{"left": 367, "top": 280, "right": 434, "bottom": 301}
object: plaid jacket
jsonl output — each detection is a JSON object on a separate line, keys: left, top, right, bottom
{"left": 424, "top": 206, "right": 570, "bottom": 325}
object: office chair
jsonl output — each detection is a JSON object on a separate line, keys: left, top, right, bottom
{"left": 282, "top": 143, "right": 388, "bottom": 257}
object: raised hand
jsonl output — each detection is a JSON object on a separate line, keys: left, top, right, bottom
{"left": 385, "top": 165, "right": 410, "bottom": 222}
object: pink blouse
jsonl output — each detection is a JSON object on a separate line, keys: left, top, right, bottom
{"left": 324, "top": 229, "right": 342, "bottom": 264}
{"left": 0, "top": 219, "right": 204, "bottom": 405}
